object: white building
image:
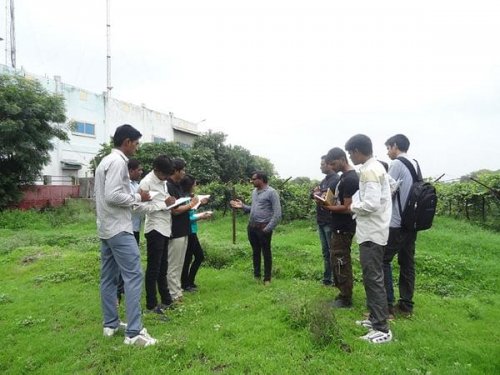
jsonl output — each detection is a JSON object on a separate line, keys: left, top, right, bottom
{"left": 1, "top": 64, "right": 200, "bottom": 182}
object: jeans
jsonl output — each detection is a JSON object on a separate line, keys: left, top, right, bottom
{"left": 167, "top": 236, "right": 188, "bottom": 300}
{"left": 144, "top": 230, "right": 173, "bottom": 310}
{"left": 330, "top": 231, "right": 354, "bottom": 300}
{"left": 100, "top": 232, "right": 143, "bottom": 337}
{"left": 248, "top": 225, "right": 273, "bottom": 281}
{"left": 181, "top": 234, "right": 205, "bottom": 288}
{"left": 117, "top": 231, "right": 139, "bottom": 301}
{"left": 383, "top": 227, "right": 417, "bottom": 311}
{"left": 359, "top": 241, "right": 389, "bottom": 333}
{"left": 318, "top": 224, "right": 333, "bottom": 284}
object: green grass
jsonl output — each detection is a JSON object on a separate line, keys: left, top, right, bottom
{"left": 0, "top": 201, "right": 499, "bottom": 374}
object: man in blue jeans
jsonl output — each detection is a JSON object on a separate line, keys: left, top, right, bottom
{"left": 94, "top": 124, "right": 157, "bottom": 347}
{"left": 312, "top": 156, "right": 339, "bottom": 286}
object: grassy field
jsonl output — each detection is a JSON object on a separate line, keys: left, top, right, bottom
{"left": 0, "top": 201, "right": 499, "bottom": 374}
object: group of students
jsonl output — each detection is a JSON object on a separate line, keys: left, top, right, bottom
{"left": 95, "top": 124, "right": 420, "bottom": 347}
{"left": 95, "top": 124, "right": 210, "bottom": 347}
{"left": 313, "top": 133, "right": 422, "bottom": 344}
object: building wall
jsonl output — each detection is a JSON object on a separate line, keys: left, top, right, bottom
{"left": 1, "top": 64, "right": 200, "bottom": 180}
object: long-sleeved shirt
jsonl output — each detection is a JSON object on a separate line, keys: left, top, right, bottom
{"left": 243, "top": 185, "right": 282, "bottom": 232}
{"left": 388, "top": 153, "right": 419, "bottom": 228}
{"left": 139, "top": 171, "right": 172, "bottom": 238}
{"left": 130, "top": 180, "right": 142, "bottom": 232}
{"left": 94, "top": 149, "right": 141, "bottom": 239}
{"left": 350, "top": 157, "right": 392, "bottom": 246}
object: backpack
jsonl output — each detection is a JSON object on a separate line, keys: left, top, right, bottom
{"left": 396, "top": 157, "right": 437, "bottom": 232}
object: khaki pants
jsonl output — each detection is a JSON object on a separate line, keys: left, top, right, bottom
{"left": 167, "top": 236, "right": 188, "bottom": 300}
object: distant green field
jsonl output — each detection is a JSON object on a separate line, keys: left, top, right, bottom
{"left": 0, "top": 201, "right": 499, "bottom": 374}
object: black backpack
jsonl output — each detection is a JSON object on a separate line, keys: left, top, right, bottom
{"left": 396, "top": 157, "right": 437, "bottom": 232}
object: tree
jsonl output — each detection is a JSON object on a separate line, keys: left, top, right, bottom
{"left": 0, "top": 74, "right": 67, "bottom": 209}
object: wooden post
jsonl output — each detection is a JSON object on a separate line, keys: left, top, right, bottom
{"left": 231, "top": 186, "right": 236, "bottom": 244}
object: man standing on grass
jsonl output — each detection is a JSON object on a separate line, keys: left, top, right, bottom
{"left": 230, "top": 171, "right": 281, "bottom": 285}
{"left": 383, "top": 134, "right": 420, "bottom": 317}
{"left": 322, "top": 147, "right": 359, "bottom": 308}
{"left": 311, "top": 155, "right": 339, "bottom": 286}
{"left": 167, "top": 158, "right": 199, "bottom": 302}
{"left": 94, "top": 124, "right": 157, "bottom": 347}
{"left": 345, "top": 134, "right": 393, "bottom": 344}
{"left": 140, "top": 155, "right": 177, "bottom": 317}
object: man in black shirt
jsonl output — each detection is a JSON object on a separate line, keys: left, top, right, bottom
{"left": 166, "top": 159, "right": 198, "bottom": 302}
{"left": 311, "top": 156, "right": 339, "bottom": 286}
{"left": 323, "top": 147, "right": 359, "bottom": 308}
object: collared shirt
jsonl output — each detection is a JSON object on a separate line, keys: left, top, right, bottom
{"left": 94, "top": 149, "right": 141, "bottom": 239}
{"left": 243, "top": 185, "right": 282, "bottom": 232}
{"left": 351, "top": 157, "right": 392, "bottom": 246}
{"left": 388, "top": 153, "right": 419, "bottom": 228}
{"left": 139, "top": 171, "right": 172, "bottom": 238}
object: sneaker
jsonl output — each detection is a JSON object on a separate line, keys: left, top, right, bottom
{"left": 123, "top": 328, "right": 158, "bottom": 347}
{"left": 263, "top": 280, "right": 271, "bottom": 286}
{"left": 355, "top": 319, "right": 373, "bottom": 329}
{"left": 158, "top": 302, "right": 175, "bottom": 311}
{"left": 360, "top": 329, "right": 393, "bottom": 344}
{"left": 103, "top": 321, "right": 127, "bottom": 337}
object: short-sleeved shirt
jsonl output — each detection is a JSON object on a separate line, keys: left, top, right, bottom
{"left": 167, "top": 179, "right": 190, "bottom": 238}
{"left": 316, "top": 172, "right": 340, "bottom": 225}
{"left": 332, "top": 169, "right": 359, "bottom": 233}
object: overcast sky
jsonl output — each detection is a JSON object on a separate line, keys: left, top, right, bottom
{"left": 6, "top": 0, "right": 500, "bottom": 180}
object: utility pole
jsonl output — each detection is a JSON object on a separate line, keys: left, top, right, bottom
{"left": 4, "top": 0, "right": 8, "bottom": 65}
{"left": 106, "top": 0, "right": 112, "bottom": 96}
{"left": 9, "top": 0, "right": 15, "bottom": 68}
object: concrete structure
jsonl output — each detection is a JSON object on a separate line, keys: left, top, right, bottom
{"left": 1, "top": 64, "right": 200, "bottom": 182}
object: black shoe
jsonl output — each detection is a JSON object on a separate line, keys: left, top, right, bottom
{"left": 145, "top": 306, "right": 170, "bottom": 321}
{"left": 158, "top": 302, "right": 175, "bottom": 311}
{"left": 395, "top": 304, "right": 413, "bottom": 318}
{"left": 330, "top": 299, "right": 353, "bottom": 308}
{"left": 184, "top": 285, "right": 198, "bottom": 292}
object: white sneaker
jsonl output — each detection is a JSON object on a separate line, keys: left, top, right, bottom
{"left": 103, "top": 321, "right": 127, "bottom": 337}
{"left": 355, "top": 319, "right": 373, "bottom": 329}
{"left": 360, "top": 329, "right": 393, "bottom": 344}
{"left": 123, "top": 328, "right": 158, "bottom": 347}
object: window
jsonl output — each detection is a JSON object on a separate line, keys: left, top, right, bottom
{"left": 153, "top": 136, "right": 166, "bottom": 143}
{"left": 74, "top": 122, "right": 95, "bottom": 136}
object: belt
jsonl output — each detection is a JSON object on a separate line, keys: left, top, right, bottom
{"left": 249, "top": 222, "right": 268, "bottom": 230}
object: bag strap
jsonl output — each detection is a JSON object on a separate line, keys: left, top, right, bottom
{"left": 397, "top": 156, "right": 422, "bottom": 183}
{"left": 395, "top": 156, "right": 422, "bottom": 217}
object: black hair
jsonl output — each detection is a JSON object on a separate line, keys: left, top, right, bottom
{"left": 345, "top": 134, "right": 373, "bottom": 156}
{"left": 128, "top": 159, "right": 141, "bottom": 171}
{"left": 325, "top": 147, "right": 347, "bottom": 163}
{"left": 113, "top": 124, "right": 142, "bottom": 147}
{"left": 251, "top": 171, "right": 268, "bottom": 183}
{"left": 152, "top": 155, "right": 173, "bottom": 175}
{"left": 180, "top": 174, "right": 196, "bottom": 194}
{"left": 385, "top": 134, "right": 410, "bottom": 152}
{"left": 172, "top": 158, "right": 186, "bottom": 172}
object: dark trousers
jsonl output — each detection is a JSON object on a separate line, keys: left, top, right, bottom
{"left": 117, "top": 231, "right": 140, "bottom": 301}
{"left": 359, "top": 241, "right": 389, "bottom": 333}
{"left": 383, "top": 227, "right": 417, "bottom": 311}
{"left": 144, "top": 230, "right": 173, "bottom": 309}
{"left": 330, "top": 231, "right": 354, "bottom": 301}
{"left": 181, "top": 234, "right": 205, "bottom": 288}
{"left": 247, "top": 225, "right": 273, "bottom": 281}
{"left": 318, "top": 223, "right": 333, "bottom": 285}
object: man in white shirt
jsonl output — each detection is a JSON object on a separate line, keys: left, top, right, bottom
{"left": 94, "top": 124, "right": 156, "bottom": 347}
{"left": 345, "top": 134, "right": 393, "bottom": 344}
{"left": 140, "top": 155, "right": 177, "bottom": 315}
